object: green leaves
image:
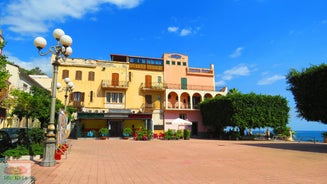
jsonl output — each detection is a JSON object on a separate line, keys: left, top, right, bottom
{"left": 200, "top": 93, "right": 289, "bottom": 132}
{"left": 286, "top": 64, "right": 327, "bottom": 124}
{"left": 0, "top": 42, "right": 11, "bottom": 89}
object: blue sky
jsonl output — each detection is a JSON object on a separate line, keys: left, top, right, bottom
{"left": 1, "top": 0, "right": 327, "bottom": 131}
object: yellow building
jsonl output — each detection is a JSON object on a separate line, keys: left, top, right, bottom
{"left": 57, "top": 54, "right": 165, "bottom": 137}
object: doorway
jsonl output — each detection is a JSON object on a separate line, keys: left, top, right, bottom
{"left": 191, "top": 122, "right": 198, "bottom": 136}
{"left": 109, "top": 121, "right": 122, "bottom": 137}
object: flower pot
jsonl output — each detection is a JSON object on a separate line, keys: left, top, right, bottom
{"left": 100, "top": 137, "right": 107, "bottom": 140}
{"left": 55, "top": 151, "right": 61, "bottom": 160}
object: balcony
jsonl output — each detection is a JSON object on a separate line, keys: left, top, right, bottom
{"left": 101, "top": 80, "right": 129, "bottom": 89}
{"left": 165, "top": 83, "right": 214, "bottom": 91}
{"left": 129, "top": 63, "right": 163, "bottom": 71}
{"left": 140, "top": 102, "right": 164, "bottom": 113}
{"left": 140, "top": 82, "right": 166, "bottom": 91}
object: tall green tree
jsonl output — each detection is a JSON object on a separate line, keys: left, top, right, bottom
{"left": 29, "top": 86, "right": 52, "bottom": 128}
{"left": 10, "top": 86, "right": 64, "bottom": 128}
{"left": 10, "top": 89, "right": 34, "bottom": 121}
{"left": 0, "top": 42, "right": 11, "bottom": 89}
{"left": 20, "top": 67, "right": 45, "bottom": 75}
{"left": 286, "top": 64, "right": 327, "bottom": 124}
{"left": 200, "top": 93, "right": 289, "bottom": 138}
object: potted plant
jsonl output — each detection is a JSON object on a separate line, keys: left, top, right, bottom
{"left": 123, "top": 127, "right": 133, "bottom": 139}
{"left": 99, "top": 128, "right": 109, "bottom": 140}
{"left": 183, "top": 129, "right": 190, "bottom": 140}
{"left": 322, "top": 132, "right": 327, "bottom": 143}
{"left": 176, "top": 130, "right": 183, "bottom": 139}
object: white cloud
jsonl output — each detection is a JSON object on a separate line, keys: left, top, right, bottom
{"left": 180, "top": 29, "right": 192, "bottom": 36}
{"left": 2, "top": 0, "right": 142, "bottom": 35}
{"left": 222, "top": 65, "right": 250, "bottom": 81}
{"left": 229, "top": 47, "right": 244, "bottom": 58}
{"left": 168, "top": 26, "right": 194, "bottom": 36}
{"left": 215, "top": 80, "right": 226, "bottom": 87}
{"left": 168, "top": 26, "right": 179, "bottom": 33}
{"left": 257, "top": 75, "right": 285, "bottom": 85}
{"left": 5, "top": 51, "right": 53, "bottom": 76}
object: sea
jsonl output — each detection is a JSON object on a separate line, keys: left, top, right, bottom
{"left": 250, "top": 129, "right": 325, "bottom": 143}
{"left": 293, "top": 130, "right": 325, "bottom": 143}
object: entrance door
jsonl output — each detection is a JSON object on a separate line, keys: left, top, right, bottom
{"left": 181, "top": 78, "right": 187, "bottom": 89}
{"left": 112, "top": 73, "right": 119, "bottom": 86}
{"left": 191, "top": 122, "right": 198, "bottom": 136}
{"left": 145, "top": 75, "right": 152, "bottom": 88}
{"left": 109, "top": 121, "right": 122, "bottom": 137}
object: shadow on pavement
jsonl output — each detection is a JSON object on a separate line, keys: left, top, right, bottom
{"left": 242, "top": 142, "right": 327, "bottom": 154}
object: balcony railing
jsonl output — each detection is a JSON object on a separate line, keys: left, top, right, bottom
{"left": 140, "top": 82, "right": 166, "bottom": 91}
{"left": 101, "top": 80, "right": 129, "bottom": 89}
{"left": 165, "top": 83, "right": 214, "bottom": 91}
{"left": 129, "top": 63, "right": 163, "bottom": 71}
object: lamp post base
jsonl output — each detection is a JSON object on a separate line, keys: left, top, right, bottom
{"left": 40, "top": 140, "right": 57, "bottom": 167}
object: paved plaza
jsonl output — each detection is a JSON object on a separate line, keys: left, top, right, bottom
{"left": 8, "top": 138, "right": 327, "bottom": 184}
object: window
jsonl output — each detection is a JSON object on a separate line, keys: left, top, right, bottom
{"left": 179, "top": 113, "right": 187, "bottom": 120}
{"left": 177, "top": 61, "right": 181, "bottom": 66}
{"left": 90, "top": 91, "right": 93, "bottom": 102}
{"left": 106, "top": 92, "right": 123, "bottom": 103}
{"left": 181, "top": 78, "right": 187, "bottom": 89}
{"left": 166, "top": 60, "right": 170, "bottom": 65}
{"left": 70, "top": 92, "right": 84, "bottom": 102}
{"left": 129, "top": 57, "right": 146, "bottom": 64}
{"left": 145, "top": 75, "right": 152, "bottom": 88}
{"left": 129, "top": 72, "right": 132, "bottom": 82}
{"left": 182, "top": 62, "right": 187, "bottom": 66}
{"left": 172, "top": 61, "right": 176, "bottom": 65}
{"left": 157, "top": 76, "right": 162, "bottom": 83}
{"left": 145, "top": 95, "right": 152, "bottom": 107}
{"left": 112, "top": 73, "right": 119, "bottom": 86}
{"left": 62, "top": 70, "right": 69, "bottom": 79}
{"left": 75, "top": 71, "right": 82, "bottom": 80}
{"left": 193, "top": 96, "right": 201, "bottom": 109}
{"left": 69, "top": 92, "right": 85, "bottom": 107}
{"left": 88, "top": 71, "right": 95, "bottom": 81}
{"left": 148, "top": 59, "right": 163, "bottom": 65}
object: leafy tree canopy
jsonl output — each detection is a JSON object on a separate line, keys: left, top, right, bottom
{"left": 0, "top": 42, "right": 11, "bottom": 89}
{"left": 20, "top": 67, "right": 46, "bottom": 75}
{"left": 200, "top": 92, "right": 289, "bottom": 137}
{"left": 9, "top": 86, "right": 64, "bottom": 128}
{"left": 286, "top": 64, "right": 327, "bottom": 124}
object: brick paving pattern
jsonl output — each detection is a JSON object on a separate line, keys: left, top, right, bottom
{"left": 8, "top": 139, "right": 327, "bottom": 184}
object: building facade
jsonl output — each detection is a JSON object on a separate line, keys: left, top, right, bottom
{"left": 56, "top": 53, "right": 227, "bottom": 138}
{"left": 163, "top": 53, "right": 227, "bottom": 137}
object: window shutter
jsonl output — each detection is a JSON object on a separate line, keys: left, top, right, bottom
{"left": 81, "top": 92, "right": 85, "bottom": 101}
{"left": 69, "top": 93, "right": 74, "bottom": 102}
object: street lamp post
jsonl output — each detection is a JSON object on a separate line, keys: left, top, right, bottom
{"left": 34, "top": 28, "right": 73, "bottom": 167}
{"left": 57, "top": 77, "right": 74, "bottom": 111}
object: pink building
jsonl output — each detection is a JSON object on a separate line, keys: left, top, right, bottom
{"left": 163, "top": 53, "right": 227, "bottom": 137}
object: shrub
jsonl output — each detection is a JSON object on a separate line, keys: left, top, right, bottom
{"left": 165, "top": 129, "right": 175, "bottom": 140}
{"left": 147, "top": 130, "right": 153, "bottom": 139}
{"left": 99, "top": 128, "right": 109, "bottom": 136}
{"left": 123, "top": 127, "right": 133, "bottom": 137}
{"left": 2, "top": 144, "right": 44, "bottom": 158}
{"left": 183, "top": 129, "right": 190, "bottom": 140}
{"left": 29, "top": 128, "right": 45, "bottom": 144}
{"left": 176, "top": 130, "right": 183, "bottom": 139}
